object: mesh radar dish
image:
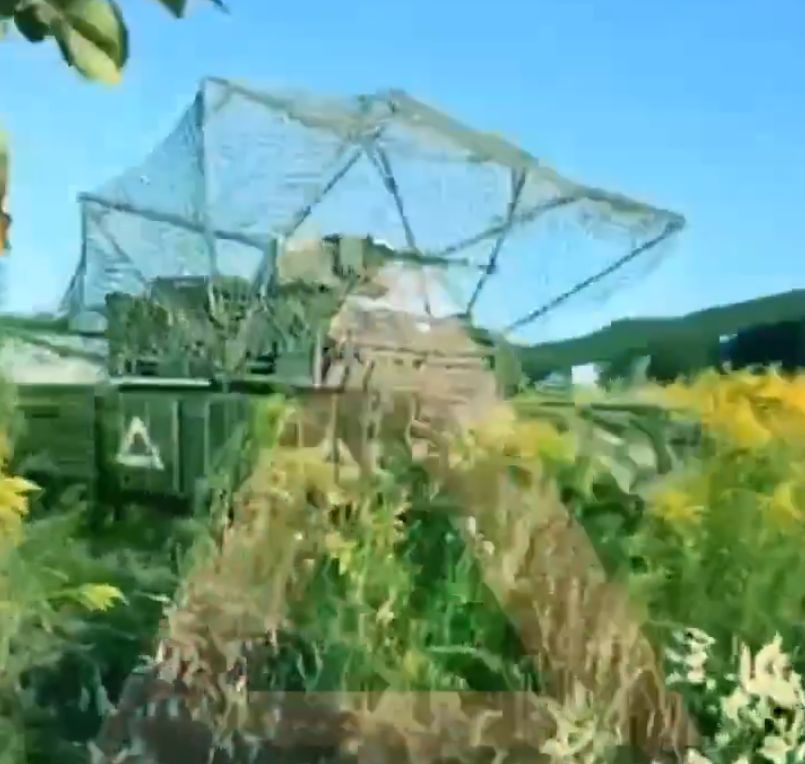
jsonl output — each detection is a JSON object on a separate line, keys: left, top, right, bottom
{"left": 61, "top": 77, "right": 684, "bottom": 345}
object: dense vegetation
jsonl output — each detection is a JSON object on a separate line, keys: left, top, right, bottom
{"left": 3, "top": 367, "right": 805, "bottom": 763}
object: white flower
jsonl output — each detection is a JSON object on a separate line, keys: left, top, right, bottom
{"left": 684, "top": 749, "right": 712, "bottom": 764}
{"left": 722, "top": 686, "right": 751, "bottom": 722}
{"left": 686, "top": 667, "right": 707, "bottom": 685}
{"left": 759, "top": 734, "right": 792, "bottom": 764}
{"left": 745, "top": 697, "right": 775, "bottom": 730}
{"left": 739, "top": 635, "right": 804, "bottom": 710}
{"left": 756, "top": 635, "right": 790, "bottom": 674}
{"left": 666, "top": 630, "right": 712, "bottom": 690}
{"left": 685, "top": 627, "right": 716, "bottom": 648}
{"left": 685, "top": 649, "right": 708, "bottom": 670}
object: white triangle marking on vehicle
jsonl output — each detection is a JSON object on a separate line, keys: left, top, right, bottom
{"left": 116, "top": 416, "right": 164, "bottom": 470}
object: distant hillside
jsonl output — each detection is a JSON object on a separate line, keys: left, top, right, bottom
{"left": 515, "top": 288, "right": 805, "bottom": 378}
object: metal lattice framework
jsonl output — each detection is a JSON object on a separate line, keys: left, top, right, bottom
{"left": 61, "top": 77, "right": 684, "bottom": 341}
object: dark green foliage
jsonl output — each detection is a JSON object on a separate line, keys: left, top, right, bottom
{"left": 723, "top": 319, "right": 805, "bottom": 373}
{"left": 5, "top": 489, "right": 203, "bottom": 764}
{"left": 12, "top": 4, "right": 50, "bottom": 43}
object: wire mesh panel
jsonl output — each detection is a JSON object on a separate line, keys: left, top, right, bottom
{"left": 62, "top": 77, "right": 684, "bottom": 344}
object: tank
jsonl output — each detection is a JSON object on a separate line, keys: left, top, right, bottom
{"left": 6, "top": 233, "right": 499, "bottom": 512}
{"left": 2, "top": 79, "right": 684, "bottom": 511}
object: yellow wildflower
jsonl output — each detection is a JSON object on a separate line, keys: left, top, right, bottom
{"left": 0, "top": 472, "right": 38, "bottom": 540}
{"left": 780, "top": 376, "right": 805, "bottom": 416}
{"left": 271, "top": 441, "right": 360, "bottom": 505}
{"left": 650, "top": 486, "right": 704, "bottom": 526}
{"left": 469, "top": 404, "right": 518, "bottom": 451}
{"left": 496, "top": 418, "right": 575, "bottom": 465}
{"left": 752, "top": 369, "right": 790, "bottom": 404}
{"left": 522, "top": 419, "right": 577, "bottom": 464}
{"left": 659, "top": 369, "right": 805, "bottom": 449}
{"left": 401, "top": 649, "right": 425, "bottom": 681}
{"left": 74, "top": 583, "right": 126, "bottom": 612}
{"left": 721, "top": 397, "right": 772, "bottom": 449}
{"left": 467, "top": 405, "right": 576, "bottom": 466}
{"left": 768, "top": 481, "right": 802, "bottom": 526}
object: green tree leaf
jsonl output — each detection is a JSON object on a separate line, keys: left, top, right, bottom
{"left": 13, "top": 2, "right": 52, "bottom": 42}
{"left": 0, "top": 0, "right": 19, "bottom": 19}
{"left": 0, "top": 0, "right": 214, "bottom": 252}
{"left": 153, "top": 0, "right": 188, "bottom": 17}
{"left": 45, "top": 0, "right": 129, "bottom": 85}
{"left": 154, "top": 0, "right": 228, "bottom": 18}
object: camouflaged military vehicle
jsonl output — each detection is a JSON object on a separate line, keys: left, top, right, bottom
{"left": 0, "top": 78, "right": 684, "bottom": 511}
{"left": 7, "top": 234, "right": 477, "bottom": 511}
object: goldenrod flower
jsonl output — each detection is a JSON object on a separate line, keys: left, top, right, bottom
{"left": 472, "top": 403, "right": 518, "bottom": 448}
{"left": 659, "top": 369, "right": 805, "bottom": 450}
{"left": 782, "top": 378, "right": 805, "bottom": 417}
{"left": 752, "top": 369, "right": 790, "bottom": 403}
{"left": 73, "top": 583, "right": 126, "bottom": 612}
{"left": 650, "top": 486, "right": 703, "bottom": 526}
{"left": 723, "top": 397, "right": 772, "bottom": 449}
{"left": 768, "top": 481, "right": 802, "bottom": 526}
{"left": 271, "top": 442, "right": 360, "bottom": 505}
{"left": 0, "top": 472, "right": 38, "bottom": 540}
{"left": 466, "top": 405, "right": 576, "bottom": 467}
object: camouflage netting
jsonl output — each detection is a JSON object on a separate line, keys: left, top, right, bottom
{"left": 61, "top": 77, "right": 684, "bottom": 343}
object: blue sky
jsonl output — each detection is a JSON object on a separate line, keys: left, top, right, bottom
{"left": 1, "top": 0, "right": 803, "bottom": 342}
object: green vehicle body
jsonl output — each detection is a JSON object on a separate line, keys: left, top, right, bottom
{"left": 8, "top": 235, "right": 403, "bottom": 512}
{"left": 14, "top": 379, "right": 253, "bottom": 513}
